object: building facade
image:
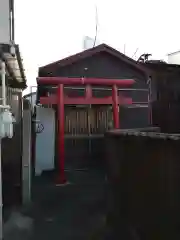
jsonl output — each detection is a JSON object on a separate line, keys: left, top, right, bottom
{"left": 36, "top": 44, "right": 150, "bottom": 174}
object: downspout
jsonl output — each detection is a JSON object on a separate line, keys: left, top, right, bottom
{"left": 0, "top": 61, "right": 6, "bottom": 240}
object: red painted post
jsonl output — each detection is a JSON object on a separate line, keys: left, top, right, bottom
{"left": 85, "top": 84, "right": 92, "bottom": 99}
{"left": 56, "top": 84, "right": 66, "bottom": 184}
{"left": 112, "top": 84, "right": 119, "bottom": 129}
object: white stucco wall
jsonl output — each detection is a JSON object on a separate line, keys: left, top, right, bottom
{"left": 35, "top": 106, "right": 55, "bottom": 176}
{"left": 24, "top": 92, "right": 55, "bottom": 176}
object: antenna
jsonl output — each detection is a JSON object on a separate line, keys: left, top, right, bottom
{"left": 123, "top": 44, "right": 126, "bottom": 54}
{"left": 132, "top": 48, "right": 139, "bottom": 59}
{"left": 93, "top": 5, "right": 98, "bottom": 47}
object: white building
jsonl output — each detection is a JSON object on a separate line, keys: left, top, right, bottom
{"left": 83, "top": 36, "right": 100, "bottom": 50}
{"left": 168, "top": 51, "right": 180, "bottom": 65}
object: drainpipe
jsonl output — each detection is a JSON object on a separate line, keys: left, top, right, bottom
{"left": 1, "top": 62, "right": 6, "bottom": 107}
{"left": 0, "top": 133, "right": 2, "bottom": 240}
{"left": 0, "top": 61, "right": 5, "bottom": 240}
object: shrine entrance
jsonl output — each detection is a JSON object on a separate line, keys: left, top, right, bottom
{"left": 37, "top": 77, "right": 135, "bottom": 184}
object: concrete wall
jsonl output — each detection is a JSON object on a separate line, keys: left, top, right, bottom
{"left": 22, "top": 100, "right": 31, "bottom": 205}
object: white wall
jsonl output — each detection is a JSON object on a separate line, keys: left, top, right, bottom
{"left": 83, "top": 36, "right": 100, "bottom": 50}
{"left": 168, "top": 51, "right": 180, "bottom": 64}
{"left": 35, "top": 106, "right": 55, "bottom": 176}
{"left": 24, "top": 93, "right": 55, "bottom": 176}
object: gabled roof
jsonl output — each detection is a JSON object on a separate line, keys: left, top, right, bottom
{"left": 39, "top": 43, "right": 150, "bottom": 75}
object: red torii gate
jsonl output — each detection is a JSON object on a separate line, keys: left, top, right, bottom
{"left": 37, "top": 77, "right": 135, "bottom": 184}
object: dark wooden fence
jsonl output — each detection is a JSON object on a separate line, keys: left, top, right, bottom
{"left": 105, "top": 129, "right": 180, "bottom": 239}
{"left": 64, "top": 105, "right": 111, "bottom": 170}
{"left": 152, "top": 101, "right": 180, "bottom": 133}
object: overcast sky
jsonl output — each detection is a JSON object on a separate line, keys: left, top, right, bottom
{"left": 14, "top": 0, "right": 180, "bottom": 92}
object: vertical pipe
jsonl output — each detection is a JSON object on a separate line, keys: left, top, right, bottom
{"left": 148, "top": 77, "right": 152, "bottom": 125}
{"left": 2, "top": 62, "right": 6, "bottom": 106}
{"left": 148, "top": 102, "right": 152, "bottom": 125}
{"left": 85, "top": 84, "right": 92, "bottom": 99}
{"left": 56, "top": 84, "right": 66, "bottom": 184}
{"left": 0, "top": 61, "right": 6, "bottom": 240}
{"left": 0, "top": 139, "right": 2, "bottom": 240}
{"left": 112, "top": 84, "right": 119, "bottom": 128}
{"left": 11, "top": 0, "right": 15, "bottom": 42}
